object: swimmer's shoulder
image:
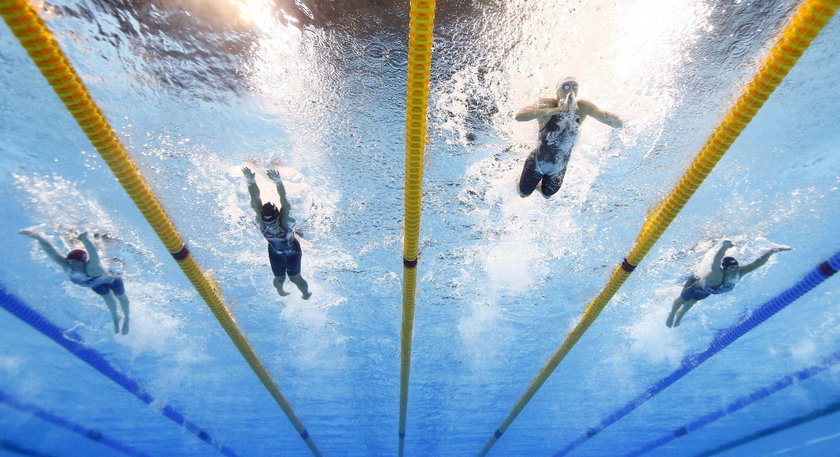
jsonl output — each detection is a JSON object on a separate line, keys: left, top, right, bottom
{"left": 536, "top": 97, "right": 557, "bottom": 108}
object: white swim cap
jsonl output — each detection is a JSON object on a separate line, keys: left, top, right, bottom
{"left": 556, "top": 76, "right": 578, "bottom": 92}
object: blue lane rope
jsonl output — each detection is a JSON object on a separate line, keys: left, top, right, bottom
{"left": 0, "top": 389, "right": 149, "bottom": 457}
{"left": 553, "top": 252, "right": 840, "bottom": 457}
{"left": 622, "top": 350, "right": 840, "bottom": 457}
{"left": 0, "top": 440, "right": 58, "bottom": 457}
{"left": 0, "top": 284, "right": 240, "bottom": 457}
{"left": 691, "top": 399, "right": 840, "bottom": 457}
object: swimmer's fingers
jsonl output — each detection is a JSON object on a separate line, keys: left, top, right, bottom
{"left": 267, "top": 169, "right": 283, "bottom": 183}
{"left": 19, "top": 229, "right": 40, "bottom": 239}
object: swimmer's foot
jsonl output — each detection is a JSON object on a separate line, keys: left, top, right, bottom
{"left": 302, "top": 291, "right": 312, "bottom": 300}
{"left": 517, "top": 183, "right": 529, "bottom": 198}
{"left": 278, "top": 289, "right": 291, "bottom": 297}
{"left": 121, "top": 319, "right": 129, "bottom": 335}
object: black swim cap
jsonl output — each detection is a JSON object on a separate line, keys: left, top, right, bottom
{"left": 722, "top": 256, "right": 739, "bottom": 268}
{"left": 261, "top": 202, "right": 280, "bottom": 222}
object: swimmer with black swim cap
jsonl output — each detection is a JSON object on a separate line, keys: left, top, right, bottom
{"left": 514, "top": 76, "right": 624, "bottom": 198}
{"left": 243, "top": 167, "right": 311, "bottom": 300}
{"left": 666, "top": 240, "right": 792, "bottom": 328}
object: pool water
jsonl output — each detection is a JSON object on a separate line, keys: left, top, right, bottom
{"left": 1, "top": 1, "right": 838, "bottom": 456}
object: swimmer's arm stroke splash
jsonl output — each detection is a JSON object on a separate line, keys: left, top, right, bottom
{"left": 577, "top": 99, "right": 624, "bottom": 128}
{"left": 19, "top": 229, "right": 65, "bottom": 266}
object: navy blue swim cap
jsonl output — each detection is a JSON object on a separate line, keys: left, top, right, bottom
{"left": 721, "top": 256, "right": 739, "bottom": 268}
{"left": 261, "top": 202, "right": 280, "bottom": 222}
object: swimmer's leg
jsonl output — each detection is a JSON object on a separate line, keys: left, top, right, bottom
{"left": 107, "top": 278, "right": 130, "bottom": 335}
{"left": 101, "top": 293, "right": 121, "bottom": 334}
{"left": 289, "top": 275, "right": 311, "bottom": 300}
{"left": 273, "top": 276, "right": 291, "bottom": 297}
{"left": 666, "top": 296, "right": 685, "bottom": 328}
{"left": 541, "top": 170, "right": 566, "bottom": 198}
{"left": 672, "top": 299, "right": 697, "bottom": 328}
{"left": 269, "top": 245, "right": 291, "bottom": 297}
{"left": 668, "top": 278, "right": 701, "bottom": 328}
{"left": 286, "top": 245, "right": 311, "bottom": 300}
{"left": 518, "top": 150, "right": 541, "bottom": 197}
{"left": 116, "top": 294, "right": 130, "bottom": 335}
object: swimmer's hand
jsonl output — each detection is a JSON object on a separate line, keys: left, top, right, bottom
{"left": 722, "top": 240, "right": 734, "bottom": 249}
{"left": 267, "top": 169, "right": 283, "bottom": 183}
{"left": 242, "top": 167, "right": 256, "bottom": 183}
{"left": 77, "top": 231, "right": 90, "bottom": 242}
{"left": 19, "top": 229, "right": 41, "bottom": 239}
{"left": 770, "top": 245, "right": 792, "bottom": 253}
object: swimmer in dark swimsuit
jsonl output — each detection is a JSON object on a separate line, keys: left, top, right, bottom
{"left": 243, "top": 167, "right": 311, "bottom": 300}
{"left": 20, "top": 229, "right": 130, "bottom": 334}
{"left": 666, "top": 240, "right": 792, "bottom": 328}
{"left": 515, "top": 76, "right": 624, "bottom": 198}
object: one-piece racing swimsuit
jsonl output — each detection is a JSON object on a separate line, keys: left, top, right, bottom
{"left": 66, "top": 266, "right": 124, "bottom": 296}
{"left": 519, "top": 110, "right": 580, "bottom": 196}
{"left": 680, "top": 276, "right": 737, "bottom": 301}
{"left": 262, "top": 223, "right": 302, "bottom": 277}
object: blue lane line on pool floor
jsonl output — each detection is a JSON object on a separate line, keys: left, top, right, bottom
{"left": 0, "top": 388, "right": 150, "bottom": 457}
{"left": 0, "top": 284, "right": 241, "bottom": 457}
{"left": 553, "top": 252, "right": 839, "bottom": 457}
{"left": 622, "top": 350, "right": 840, "bottom": 457}
{"left": 691, "top": 398, "right": 840, "bottom": 457}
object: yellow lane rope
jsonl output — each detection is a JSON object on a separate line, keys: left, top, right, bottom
{"left": 477, "top": 1, "right": 839, "bottom": 455}
{"left": 0, "top": 1, "right": 323, "bottom": 455}
{"left": 400, "top": 1, "right": 436, "bottom": 456}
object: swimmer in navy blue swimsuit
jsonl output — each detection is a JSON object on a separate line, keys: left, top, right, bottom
{"left": 20, "top": 229, "right": 130, "bottom": 334}
{"left": 666, "top": 240, "right": 792, "bottom": 328}
{"left": 515, "top": 77, "right": 624, "bottom": 198}
{"left": 243, "top": 167, "right": 311, "bottom": 300}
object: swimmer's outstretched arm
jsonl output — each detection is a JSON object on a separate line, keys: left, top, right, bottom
{"left": 578, "top": 100, "right": 623, "bottom": 128}
{"left": 242, "top": 167, "right": 263, "bottom": 220}
{"left": 19, "top": 229, "right": 65, "bottom": 267}
{"left": 740, "top": 245, "right": 791, "bottom": 277}
{"left": 77, "top": 232, "right": 105, "bottom": 277}
{"left": 267, "top": 169, "right": 294, "bottom": 228}
{"left": 515, "top": 99, "right": 567, "bottom": 122}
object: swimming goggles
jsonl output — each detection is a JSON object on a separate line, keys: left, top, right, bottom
{"left": 561, "top": 82, "right": 579, "bottom": 91}
{"left": 262, "top": 214, "right": 280, "bottom": 225}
